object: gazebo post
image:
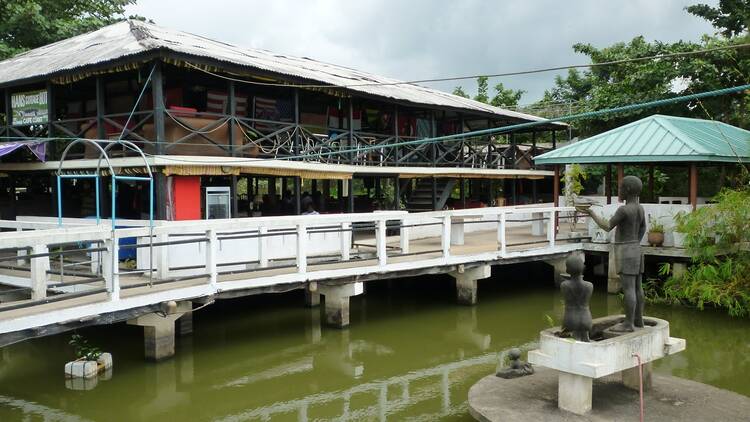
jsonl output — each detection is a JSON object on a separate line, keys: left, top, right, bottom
{"left": 689, "top": 163, "right": 698, "bottom": 210}
{"left": 616, "top": 164, "right": 624, "bottom": 200}
{"left": 648, "top": 164, "right": 655, "bottom": 203}
{"left": 553, "top": 165, "right": 560, "bottom": 233}
{"left": 605, "top": 164, "right": 612, "bottom": 205}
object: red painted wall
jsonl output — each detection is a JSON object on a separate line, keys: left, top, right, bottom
{"left": 173, "top": 176, "right": 201, "bottom": 220}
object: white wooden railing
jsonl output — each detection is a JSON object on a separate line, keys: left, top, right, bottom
{"left": 0, "top": 206, "right": 578, "bottom": 315}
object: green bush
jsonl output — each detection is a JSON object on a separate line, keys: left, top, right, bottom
{"left": 647, "top": 188, "right": 750, "bottom": 317}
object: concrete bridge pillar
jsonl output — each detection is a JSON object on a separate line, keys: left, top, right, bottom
{"left": 305, "top": 282, "right": 320, "bottom": 307}
{"left": 449, "top": 264, "right": 491, "bottom": 305}
{"left": 128, "top": 301, "right": 192, "bottom": 361}
{"left": 319, "top": 282, "right": 364, "bottom": 328}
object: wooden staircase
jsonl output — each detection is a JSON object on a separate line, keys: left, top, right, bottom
{"left": 406, "top": 178, "right": 456, "bottom": 212}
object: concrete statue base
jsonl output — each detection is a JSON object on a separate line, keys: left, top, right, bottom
{"left": 526, "top": 315, "right": 685, "bottom": 415}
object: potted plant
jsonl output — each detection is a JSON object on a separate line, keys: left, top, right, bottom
{"left": 647, "top": 215, "right": 665, "bottom": 247}
{"left": 65, "top": 334, "right": 112, "bottom": 379}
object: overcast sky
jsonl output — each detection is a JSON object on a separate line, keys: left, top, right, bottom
{"left": 125, "top": 0, "right": 718, "bottom": 104}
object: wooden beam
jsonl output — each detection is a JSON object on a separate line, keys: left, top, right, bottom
{"left": 616, "top": 163, "right": 624, "bottom": 200}
{"left": 689, "top": 163, "right": 698, "bottom": 210}
{"left": 95, "top": 76, "right": 106, "bottom": 139}
{"left": 605, "top": 164, "right": 612, "bottom": 205}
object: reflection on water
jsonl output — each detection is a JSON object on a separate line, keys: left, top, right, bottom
{"left": 0, "top": 270, "right": 748, "bottom": 421}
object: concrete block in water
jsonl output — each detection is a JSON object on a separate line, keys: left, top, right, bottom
{"left": 64, "top": 360, "right": 98, "bottom": 379}
{"left": 97, "top": 352, "right": 113, "bottom": 370}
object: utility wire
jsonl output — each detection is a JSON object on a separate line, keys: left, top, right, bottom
{"left": 184, "top": 42, "right": 750, "bottom": 89}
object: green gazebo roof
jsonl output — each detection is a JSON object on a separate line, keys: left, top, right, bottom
{"left": 534, "top": 114, "right": 750, "bottom": 165}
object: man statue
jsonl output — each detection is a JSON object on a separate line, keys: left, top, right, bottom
{"left": 560, "top": 255, "right": 593, "bottom": 341}
{"left": 580, "top": 175, "right": 646, "bottom": 332}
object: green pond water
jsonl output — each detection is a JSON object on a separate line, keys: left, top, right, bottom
{"left": 0, "top": 267, "right": 748, "bottom": 421}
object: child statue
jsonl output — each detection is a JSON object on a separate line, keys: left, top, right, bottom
{"left": 580, "top": 175, "right": 646, "bottom": 332}
{"left": 560, "top": 255, "right": 593, "bottom": 342}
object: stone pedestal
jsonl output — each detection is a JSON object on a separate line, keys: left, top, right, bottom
{"left": 558, "top": 372, "right": 592, "bottom": 415}
{"left": 449, "top": 264, "right": 491, "bottom": 306}
{"left": 319, "top": 282, "right": 363, "bottom": 328}
{"left": 528, "top": 315, "right": 685, "bottom": 415}
{"left": 622, "top": 362, "right": 653, "bottom": 391}
{"left": 128, "top": 301, "right": 192, "bottom": 361}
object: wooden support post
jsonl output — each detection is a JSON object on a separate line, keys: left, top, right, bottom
{"left": 616, "top": 163, "right": 624, "bottom": 200}
{"left": 553, "top": 165, "right": 560, "bottom": 234}
{"left": 441, "top": 215, "right": 451, "bottom": 259}
{"left": 257, "top": 226, "right": 268, "bottom": 267}
{"left": 95, "top": 77, "right": 106, "bottom": 139}
{"left": 46, "top": 82, "right": 54, "bottom": 157}
{"left": 30, "top": 245, "right": 49, "bottom": 300}
{"left": 497, "top": 212, "right": 507, "bottom": 256}
{"left": 394, "top": 104, "right": 400, "bottom": 163}
{"left": 377, "top": 219, "right": 388, "bottom": 266}
{"left": 228, "top": 80, "right": 236, "bottom": 156}
{"left": 294, "top": 176, "right": 301, "bottom": 215}
{"left": 400, "top": 217, "right": 410, "bottom": 254}
{"left": 689, "top": 163, "right": 698, "bottom": 210}
{"left": 296, "top": 223, "right": 307, "bottom": 274}
{"left": 459, "top": 177, "right": 466, "bottom": 209}
{"left": 321, "top": 180, "right": 329, "bottom": 212}
{"left": 648, "top": 164, "right": 655, "bottom": 203}
{"left": 151, "top": 61, "right": 168, "bottom": 220}
{"left": 431, "top": 177, "right": 438, "bottom": 210}
{"left": 205, "top": 229, "right": 217, "bottom": 288}
{"left": 347, "top": 177, "right": 354, "bottom": 213}
{"left": 294, "top": 88, "right": 300, "bottom": 157}
{"left": 340, "top": 222, "right": 351, "bottom": 261}
{"left": 348, "top": 98, "right": 354, "bottom": 164}
{"left": 393, "top": 176, "right": 400, "bottom": 210}
{"left": 605, "top": 164, "right": 612, "bottom": 205}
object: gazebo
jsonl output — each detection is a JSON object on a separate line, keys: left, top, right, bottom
{"left": 534, "top": 114, "right": 750, "bottom": 209}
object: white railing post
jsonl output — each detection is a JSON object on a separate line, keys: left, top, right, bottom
{"left": 399, "top": 218, "right": 410, "bottom": 255}
{"left": 340, "top": 222, "right": 351, "bottom": 261}
{"left": 29, "top": 244, "right": 49, "bottom": 300}
{"left": 376, "top": 219, "right": 387, "bottom": 267}
{"left": 297, "top": 223, "right": 307, "bottom": 274}
{"left": 441, "top": 215, "right": 451, "bottom": 259}
{"left": 206, "top": 229, "right": 217, "bottom": 287}
{"left": 16, "top": 228, "right": 27, "bottom": 266}
{"left": 258, "top": 226, "right": 269, "bottom": 267}
{"left": 102, "top": 234, "right": 120, "bottom": 301}
{"left": 497, "top": 212, "right": 507, "bottom": 256}
{"left": 155, "top": 233, "right": 169, "bottom": 279}
{"left": 548, "top": 209, "right": 556, "bottom": 248}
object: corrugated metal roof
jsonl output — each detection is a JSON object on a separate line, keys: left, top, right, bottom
{"left": 534, "top": 114, "right": 750, "bottom": 164}
{"left": 0, "top": 20, "right": 562, "bottom": 126}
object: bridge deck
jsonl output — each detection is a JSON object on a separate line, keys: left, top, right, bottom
{"left": 0, "top": 206, "right": 584, "bottom": 344}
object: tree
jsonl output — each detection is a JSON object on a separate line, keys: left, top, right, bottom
{"left": 687, "top": 0, "right": 750, "bottom": 38}
{"left": 452, "top": 86, "right": 470, "bottom": 98}
{"left": 453, "top": 77, "right": 525, "bottom": 107}
{"left": 474, "top": 76, "right": 489, "bottom": 103}
{"left": 0, "top": 0, "right": 142, "bottom": 60}
{"left": 490, "top": 82, "right": 525, "bottom": 107}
